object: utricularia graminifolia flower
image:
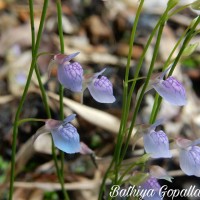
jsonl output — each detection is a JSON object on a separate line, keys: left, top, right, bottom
{"left": 143, "top": 120, "right": 171, "bottom": 158}
{"left": 151, "top": 66, "right": 186, "bottom": 106}
{"left": 176, "top": 138, "right": 200, "bottom": 177}
{"left": 140, "top": 177, "right": 162, "bottom": 200}
{"left": 50, "top": 52, "right": 115, "bottom": 103}
{"left": 34, "top": 114, "right": 80, "bottom": 154}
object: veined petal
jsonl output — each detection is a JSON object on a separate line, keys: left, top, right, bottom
{"left": 152, "top": 76, "right": 186, "bottom": 106}
{"left": 88, "top": 75, "right": 115, "bottom": 103}
{"left": 179, "top": 145, "right": 200, "bottom": 177}
{"left": 58, "top": 62, "right": 83, "bottom": 92}
{"left": 143, "top": 130, "right": 171, "bottom": 158}
{"left": 140, "top": 177, "right": 162, "bottom": 200}
{"left": 51, "top": 123, "right": 80, "bottom": 154}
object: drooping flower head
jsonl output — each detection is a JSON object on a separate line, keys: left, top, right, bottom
{"left": 53, "top": 52, "right": 83, "bottom": 92}
{"left": 143, "top": 119, "right": 171, "bottom": 158}
{"left": 151, "top": 66, "right": 186, "bottom": 106}
{"left": 48, "top": 52, "right": 116, "bottom": 103}
{"left": 34, "top": 114, "right": 80, "bottom": 154}
{"left": 176, "top": 138, "right": 200, "bottom": 177}
{"left": 87, "top": 69, "right": 116, "bottom": 103}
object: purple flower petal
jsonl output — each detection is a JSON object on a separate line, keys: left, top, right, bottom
{"left": 88, "top": 75, "right": 115, "bottom": 103}
{"left": 143, "top": 130, "right": 171, "bottom": 158}
{"left": 51, "top": 123, "right": 80, "bottom": 154}
{"left": 58, "top": 61, "right": 83, "bottom": 92}
{"left": 179, "top": 145, "right": 200, "bottom": 177}
{"left": 152, "top": 76, "right": 186, "bottom": 106}
{"left": 140, "top": 177, "right": 162, "bottom": 200}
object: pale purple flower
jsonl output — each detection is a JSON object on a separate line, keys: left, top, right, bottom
{"left": 87, "top": 69, "right": 116, "bottom": 103}
{"left": 152, "top": 67, "right": 186, "bottom": 106}
{"left": 54, "top": 52, "right": 83, "bottom": 92}
{"left": 143, "top": 120, "right": 171, "bottom": 158}
{"left": 176, "top": 138, "right": 200, "bottom": 177}
{"left": 140, "top": 177, "right": 162, "bottom": 200}
{"left": 50, "top": 52, "right": 115, "bottom": 103}
{"left": 34, "top": 114, "right": 80, "bottom": 154}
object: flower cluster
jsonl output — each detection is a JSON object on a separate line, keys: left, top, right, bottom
{"left": 51, "top": 52, "right": 116, "bottom": 103}
{"left": 34, "top": 52, "right": 116, "bottom": 155}
{"left": 141, "top": 66, "right": 200, "bottom": 177}
{"left": 36, "top": 52, "right": 200, "bottom": 181}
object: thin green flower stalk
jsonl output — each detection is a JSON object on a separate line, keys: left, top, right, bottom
{"left": 18, "top": 118, "right": 46, "bottom": 125}
{"left": 150, "top": 16, "right": 200, "bottom": 123}
{"left": 114, "top": 8, "right": 169, "bottom": 168}
{"left": 9, "top": 1, "right": 49, "bottom": 199}
{"left": 56, "top": 0, "right": 69, "bottom": 199}
{"left": 98, "top": 1, "right": 145, "bottom": 198}
{"left": 56, "top": 0, "right": 65, "bottom": 120}
{"left": 115, "top": 5, "right": 171, "bottom": 179}
{"left": 113, "top": 0, "right": 145, "bottom": 184}
{"left": 29, "top": 1, "right": 69, "bottom": 198}
{"left": 119, "top": 13, "right": 167, "bottom": 173}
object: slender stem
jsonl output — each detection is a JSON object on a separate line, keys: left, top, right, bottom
{"left": 9, "top": 1, "right": 49, "bottom": 200}
{"left": 35, "top": 64, "right": 52, "bottom": 117}
{"left": 29, "top": 2, "right": 68, "bottom": 198}
{"left": 29, "top": 0, "right": 35, "bottom": 51}
{"left": 98, "top": 159, "right": 114, "bottom": 200}
{"left": 120, "top": 10, "right": 168, "bottom": 165}
{"left": 17, "top": 118, "right": 46, "bottom": 125}
{"left": 56, "top": 0, "right": 65, "bottom": 123}
{"left": 115, "top": 9, "right": 169, "bottom": 169}
{"left": 29, "top": 1, "right": 51, "bottom": 118}
{"left": 56, "top": 1, "right": 69, "bottom": 199}
{"left": 113, "top": 0, "right": 144, "bottom": 183}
